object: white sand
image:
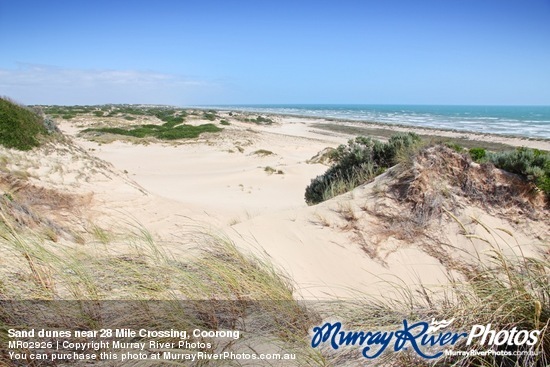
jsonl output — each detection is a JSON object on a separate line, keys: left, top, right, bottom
{"left": 54, "top": 113, "right": 549, "bottom": 299}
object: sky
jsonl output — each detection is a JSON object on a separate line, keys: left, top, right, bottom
{"left": 1, "top": 0, "right": 549, "bottom": 106}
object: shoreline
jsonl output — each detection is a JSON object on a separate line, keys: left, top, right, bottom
{"left": 2, "top": 103, "right": 548, "bottom": 301}
{"left": 208, "top": 108, "right": 550, "bottom": 151}
{"left": 193, "top": 104, "right": 550, "bottom": 140}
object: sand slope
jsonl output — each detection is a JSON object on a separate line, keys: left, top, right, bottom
{"left": 6, "top": 112, "right": 545, "bottom": 300}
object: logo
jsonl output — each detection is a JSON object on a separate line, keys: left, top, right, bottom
{"left": 310, "top": 319, "right": 540, "bottom": 360}
{"left": 466, "top": 324, "right": 540, "bottom": 347}
{"left": 427, "top": 318, "right": 455, "bottom": 334}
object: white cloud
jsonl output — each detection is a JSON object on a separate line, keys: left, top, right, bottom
{"left": 0, "top": 64, "right": 217, "bottom": 105}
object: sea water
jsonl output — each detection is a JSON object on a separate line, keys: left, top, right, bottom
{"left": 202, "top": 104, "right": 550, "bottom": 139}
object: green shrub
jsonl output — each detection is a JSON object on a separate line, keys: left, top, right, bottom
{"left": 160, "top": 116, "right": 184, "bottom": 128}
{"left": 153, "top": 109, "right": 186, "bottom": 125}
{"left": 203, "top": 111, "right": 217, "bottom": 121}
{"left": 469, "top": 147, "right": 487, "bottom": 162}
{"left": 220, "top": 120, "right": 230, "bottom": 126}
{"left": 247, "top": 116, "right": 274, "bottom": 124}
{"left": 305, "top": 132, "right": 421, "bottom": 204}
{"left": 156, "top": 124, "right": 221, "bottom": 139}
{"left": 487, "top": 147, "right": 550, "bottom": 197}
{"left": 83, "top": 123, "right": 222, "bottom": 141}
{"left": 445, "top": 141, "right": 464, "bottom": 153}
{"left": 0, "top": 97, "right": 48, "bottom": 150}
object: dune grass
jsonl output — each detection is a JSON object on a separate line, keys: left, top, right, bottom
{"left": 252, "top": 149, "right": 275, "bottom": 156}
{"left": 1, "top": 205, "right": 548, "bottom": 366}
{"left": 315, "top": 217, "right": 549, "bottom": 366}
{"left": 0, "top": 216, "right": 321, "bottom": 365}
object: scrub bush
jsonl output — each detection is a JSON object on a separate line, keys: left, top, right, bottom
{"left": 305, "top": 132, "right": 421, "bottom": 204}
{"left": 0, "top": 97, "right": 48, "bottom": 150}
{"left": 487, "top": 147, "right": 550, "bottom": 198}
{"left": 469, "top": 147, "right": 487, "bottom": 162}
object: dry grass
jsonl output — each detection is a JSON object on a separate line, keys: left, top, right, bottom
{"left": 310, "top": 212, "right": 332, "bottom": 228}
{"left": 389, "top": 145, "right": 546, "bottom": 224}
{"left": 0, "top": 219, "right": 322, "bottom": 365}
{"left": 252, "top": 149, "right": 275, "bottom": 157}
{"left": 335, "top": 202, "right": 358, "bottom": 225}
{"left": 0, "top": 132, "right": 548, "bottom": 365}
{"left": 310, "top": 220, "right": 549, "bottom": 366}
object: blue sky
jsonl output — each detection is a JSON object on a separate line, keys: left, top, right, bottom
{"left": 1, "top": 0, "right": 549, "bottom": 106}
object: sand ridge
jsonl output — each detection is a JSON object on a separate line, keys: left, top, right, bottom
{"left": 41, "top": 111, "right": 549, "bottom": 299}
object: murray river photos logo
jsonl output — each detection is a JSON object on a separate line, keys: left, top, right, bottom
{"left": 310, "top": 318, "right": 541, "bottom": 359}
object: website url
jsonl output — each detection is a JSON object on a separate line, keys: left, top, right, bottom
{"left": 444, "top": 349, "right": 539, "bottom": 357}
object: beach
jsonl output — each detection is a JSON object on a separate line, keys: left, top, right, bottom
{"left": 53, "top": 110, "right": 549, "bottom": 298}
{"left": 3, "top": 0, "right": 549, "bottom": 363}
{"left": 1, "top": 104, "right": 549, "bottom": 365}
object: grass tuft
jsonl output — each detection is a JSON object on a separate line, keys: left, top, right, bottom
{"left": 253, "top": 149, "right": 275, "bottom": 156}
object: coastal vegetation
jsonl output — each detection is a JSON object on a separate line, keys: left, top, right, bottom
{"left": 240, "top": 115, "right": 275, "bottom": 125}
{"left": 0, "top": 100, "right": 548, "bottom": 366}
{"left": 312, "top": 122, "right": 515, "bottom": 151}
{"left": 202, "top": 110, "right": 218, "bottom": 121}
{"left": 332, "top": 223, "right": 549, "bottom": 366}
{"left": 0, "top": 97, "right": 50, "bottom": 150}
{"left": 1, "top": 201, "right": 547, "bottom": 366}
{"left": 306, "top": 133, "right": 550, "bottom": 204}
{"left": 39, "top": 104, "right": 190, "bottom": 124}
{"left": 252, "top": 149, "right": 275, "bottom": 156}
{"left": 482, "top": 147, "right": 550, "bottom": 197}
{"left": 32, "top": 104, "right": 223, "bottom": 141}
{"left": 82, "top": 123, "right": 221, "bottom": 140}
{"left": 305, "top": 132, "right": 421, "bottom": 204}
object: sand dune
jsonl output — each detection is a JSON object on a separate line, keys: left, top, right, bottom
{"left": 45, "top": 112, "right": 548, "bottom": 300}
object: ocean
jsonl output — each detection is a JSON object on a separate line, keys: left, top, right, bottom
{"left": 203, "top": 104, "right": 550, "bottom": 139}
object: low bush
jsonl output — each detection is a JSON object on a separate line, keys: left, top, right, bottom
{"left": 305, "top": 132, "right": 421, "bottom": 204}
{"left": 244, "top": 116, "right": 274, "bottom": 125}
{"left": 487, "top": 147, "right": 550, "bottom": 197}
{"left": 83, "top": 123, "right": 222, "bottom": 140}
{"left": 203, "top": 111, "right": 218, "bottom": 121}
{"left": 445, "top": 141, "right": 464, "bottom": 153}
{"left": 0, "top": 97, "right": 48, "bottom": 150}
{"left": 469, "top": 147, "right": 487, "bottom": 162}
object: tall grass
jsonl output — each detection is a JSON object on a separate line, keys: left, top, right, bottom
{"left": 324, "top": 217, "right": 549, "bottom": 366}
{"left": 320, "top": 162, "right": 376, "bottom": 202}
{"left": 1, "top": 194, "right": 547, "bottom": 365}
{"left": 0, "top": 218, "right": 320, "bottom": 365}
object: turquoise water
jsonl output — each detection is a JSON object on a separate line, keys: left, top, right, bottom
{"left": 204, "top": 104, "right": 550, "bottom": 139}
